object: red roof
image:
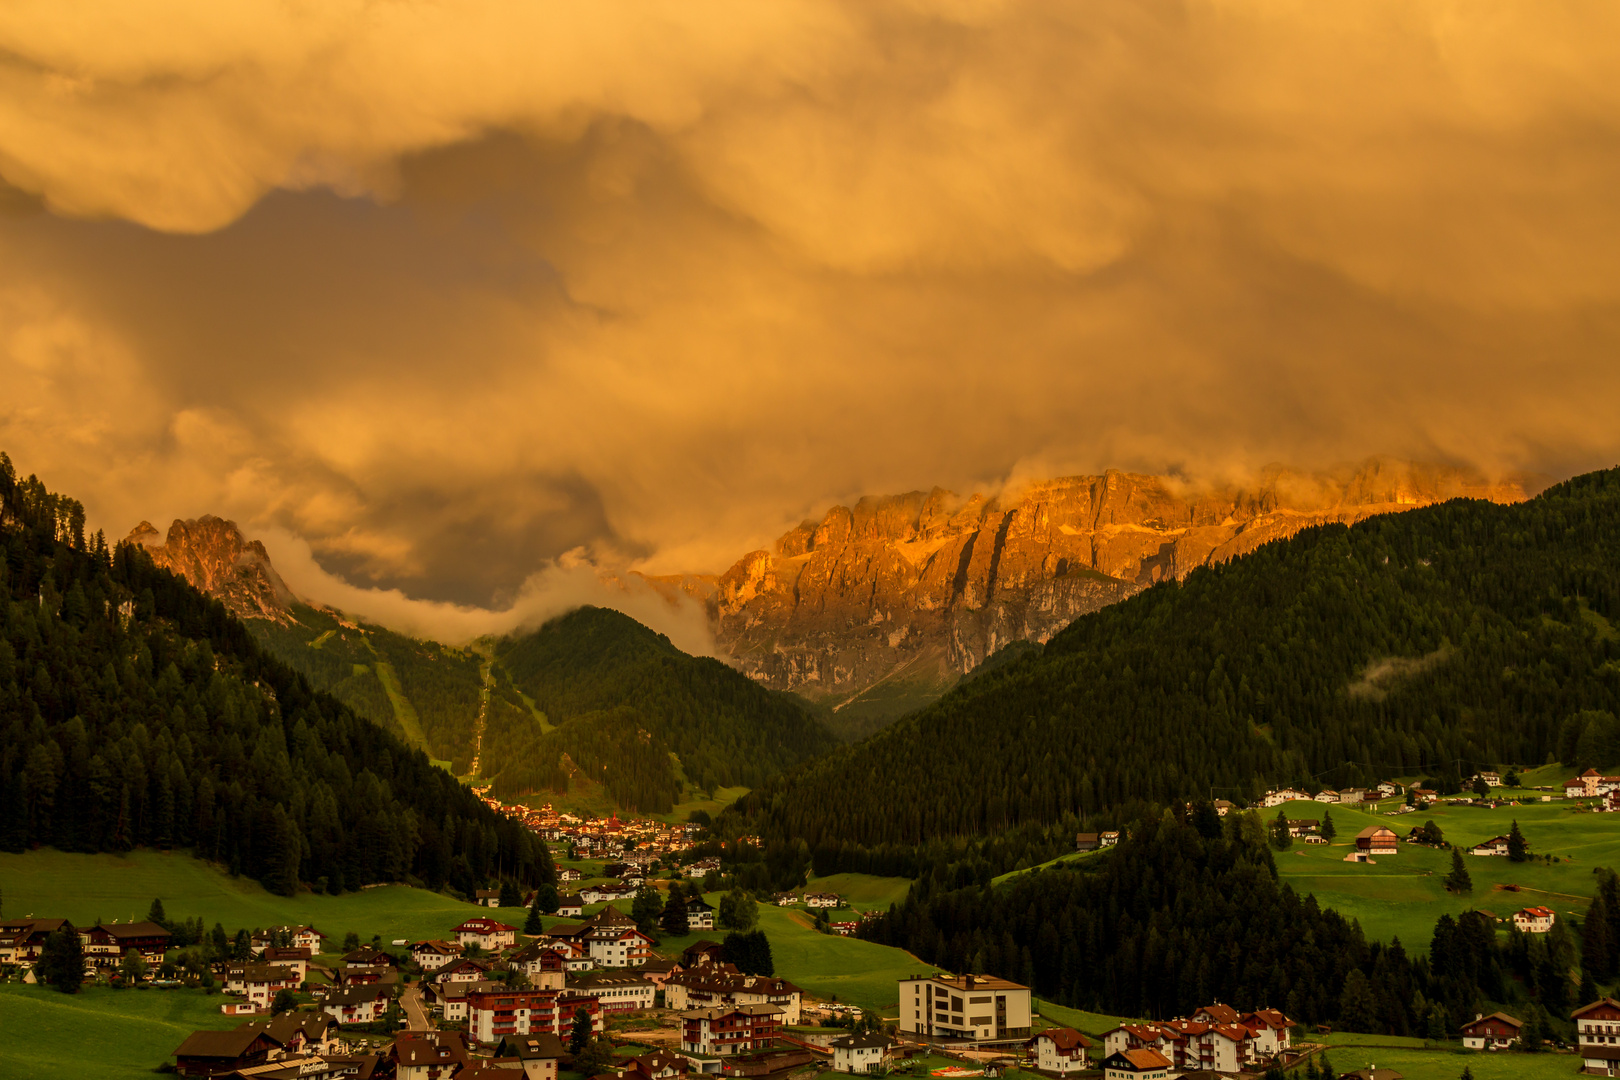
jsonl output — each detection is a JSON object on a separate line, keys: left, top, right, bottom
{"left": 1519, "top": 906, "right": 1555, "bottom": 918}
{"left": 1119, "top": 1048, "right": 1172, "bottom": 1069}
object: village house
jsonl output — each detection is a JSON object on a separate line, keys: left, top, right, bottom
{"left": 579, "top": 881, "right": 637, "bottom": 905}
{"left": 334, "top": 964, "right": 398, "bottom": 988}
{"left": 1574, "top": 998, "right": 1620, "bottom": 1075}
{"left": 568, "top": 970, "right": 658, "bottom": 1012}
{"left": 225, "top": 963, "right": 302, "bottom": 1010}
{"left": 80, "top": 920, "right": 173, "bottom": 969}
{"left": 431, "top": 957, "right": 496, "bottom": 986}
{"left": 664, "top": 965, "right": 805, "bottom": 1024}
{"left": 1338, "top": 788, "right": 1370, "bottom": 805}
{"left": 773, "top": 893, "right": 798, "bottom": 907}
{"left": 1098, "top": 1048, "right": 1173, "bottom": 1079}
{"left": 1514, "top": 906, "right": 1556, "bottom": 933}
{"left": 1471, "top": 835, "right": 1511, "bottom": 856}
{"left": 466, "top": 985, "right": 602, "bottom": 1045}
{"left": 171, "top": 1027, "right": 283, "bottom": 1077}
{"left": 475, "top": 890, "right": 503, "bottom": 908}
{"left": 687, "top": 896, "right": 716, "bottom": 932}
{"left": 1026, "top": 1027, "right": 1092, "bottom": 1074}
{"left": 261, "top": 946, "right": 312, "bottom": 981}
{"left": 898, "top": 973, "right": 1033, "bottom": 1041}
{"left": 1460, "top": 1011, "right": 1523, "bottom": 1050}
{"left": 547, "top": 905, "right": 655, "bottom": 968}
{"left": 1285, "top": 818, "right": 1320, "bottom": 839}
{"left": 454, "top": 917, "right": 518, "bottom": 952}
{"left": 411, "top": 940, "right": 460, "bottom": 971}
{"left": 423, "top": 980, "right": 474, "bottom": 1023}
{"left": 830, "top": 1033, "right": 899, "bottom": 1074}
{"left": 1100, "top": 831, "right": 1120, "bottom": 847}
{"left": 237, "top": 1011, "right": 342, "bottom": 1059}
{"left": 1104, "top": 1019, "right": 1251, "bottom": 1074}
{"left": 1213, "top": 800, "right": 1233, "bottom": 817}
{"left": 1355, "top": 826, "right": 1399, "bottom": 855}
{"left": 680, "top": 1004, "right": 784, "bottom": 1056}
{"left": 558, "top": 867, "right": 583, "bottom": 883}
{"left": 499, "top": 1032, "right": 569, "bottom": 1080}
{"left": 1074, "top": 833, "right": 1101, "bottom": 852}
{"left": 1607, "top": 790, "right": 1620, "bottom": 813}
{"left": 251, "top": 926, "right": 327, "bottom": 953}
{"left": 554, "top": 894, "right": 585, "bottom": 918}
{"left": 1238, "top": 1008, "right": 1295, "bottom": 1056}
{"left": 804, "top": 893, "right": 842, "bottom": 909}
{"left": 320, "top": 984, "right": 393, "bottom": 1025}
{"left": 1315, "top": 790, "right": 1340, "bottom": 804}
{"left": 622, "top": 1047, "right": 690, "bottom": 1080}
{"left": 682, "top": 941, "right": 727, "bottom": 968}
{"left": 1262, "top": 788, "right": 1311, "bottom": 808}
{"left": 0, "top": 917, "right": 66, "bottom": 965}
{"left": 688, "top": 857, "right": 722, "bottom": 875}
{"left": 639, "top": 957, "right": 682, "bottom": 988}
{"left": 507, "top": 942, "right": 569, "bottom": 989}
{"left": 341, "top": 946, "right": 395, "bottom": 968}
{"left": 830, "top": 921, "right": 860, "bottom": 937}
{"left": 1377, "top": 781, "right": 1403, "bottom": 797}
{"left": 1472, "top": 772, "right": 1502, "bottom": 787}
{"left": 389, "top": 1030, "right": 472, "bottom": 1080}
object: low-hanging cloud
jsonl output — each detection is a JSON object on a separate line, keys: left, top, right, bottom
{"left": 2, "top": 0, "right": 1618, "bottom": 615}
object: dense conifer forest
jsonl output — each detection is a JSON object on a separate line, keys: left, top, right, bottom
{"left": 0, "top": 453, "right": 552, "bottom": 896}
{"left": 733, "top": 468, "right": 1620, "bottom": 853}
{"left": 863, "top": 805, "right": 1591, "bottom": 1038}
{"left": 482, "top": 607, "right": 839, "bottom": 812}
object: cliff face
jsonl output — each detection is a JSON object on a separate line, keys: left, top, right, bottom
{"left": 688, "top": 459, "right": 1541, "bottom": 715}
{"left": 126, "top": 516, "right": 295, "bottom": 623}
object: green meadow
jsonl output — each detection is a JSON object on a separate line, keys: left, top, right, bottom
{"left": 1271, "top": 797, "right": 1620, "bottom": 947}
{"left": 0, "top": 984, "right": 238, "bottom": 1080}
{"left": 1310, "top": 1045, "right": 1579, "bottom": 1080}
{"left": 800, "top": 873, "right": 912, "bottom": 913}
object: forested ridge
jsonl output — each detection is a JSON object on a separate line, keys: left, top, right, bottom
{"left": 862, "top": 807, "right": 1594, "bottom": 1039}
{"left": 0, "top": 453, "right": 552, "bottom": 897}
{"left": 484, "top": 607, "right": 839, "bottom": 812}
{"left": 733, "top": 467, "right": 1620, "bottom": 851}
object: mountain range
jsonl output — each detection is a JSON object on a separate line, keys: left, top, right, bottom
{"left": 654, "top": 457, "right": 1541, "bottom": 730}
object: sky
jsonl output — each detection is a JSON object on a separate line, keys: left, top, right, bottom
{"left": 2, "top": 0, "right": 1619, "bottom": 636}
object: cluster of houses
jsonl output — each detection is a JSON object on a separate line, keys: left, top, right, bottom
{"left": 1096, "top": 1004, "right": 1297, "bottom": 1075}
{"left": 470, "top": 798, "right": 700, "bottom": 861}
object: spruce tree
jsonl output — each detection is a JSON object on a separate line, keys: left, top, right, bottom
{"left": 632, "top": 886, "right": 664, "bottom": 933}
{"left": 1338, "top": 969, "right": 1381, "bottom": 1033}
{"left": 499, "top": 880, "right": 524, "bottom": 909}
{"left": 1584, "top": 893, "right": 1614, "bottom": 981}
{"left": 569, "top": 1006, "right": 593, "bottom": 1054}
{"left": 524, "top": 899, "right": 544, "bottom": 936}
{"left": 1320, "top": 809, "right": 1336, "bottom": 841}
{"left": 533, "top": 883, "right": 560, "bottom": 914}
{"left": 37, "top": 921, "right": 83, "bottom": 994}
{"left": 1443, "top": 849, "right": 1472, "bottom": 894}
{"left": 660, "top": 892, "right": 690, "bottom": 938}
{"left": 1507, "top": 820, "right": 1529, "bottom": 862}
{"left": 147, "top": 898, "right": 168, "bottom": 928}
{"left": 1272, "top": 809, "right": 1293, "bottom": 850}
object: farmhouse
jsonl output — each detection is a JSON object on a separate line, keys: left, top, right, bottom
{"left": 558, "top": 867, "right": 583, "bottom": 883}
{"left": 622, "top": 1047, "right": 690, "bottom": 1080}
{"left": 1514, "top": 906, "right": 1556, "bottom": 934}
{"left": 1026, "top": 1027, "right": 1092, "bottom": 1074}
{"left": 555, "top": 895, "right": 585, "bottom": 917}
{"left": 1098, "top": 1048, "right": 1173, "bottom": 1079}
{"left": 687, "top": 896, "right": 716, "bottom": 931}
{"left": 237, "top": 1011, "right": 341, "bottom": 1058}
{"left": 251, "top": 925, "right": 326, "bottom": 953}
{"left": 390, "top": 1029, "right": 472, "bottom": 1080}
{"left": 412, "top": 940, "right": 460, "bottom": 970}
{"left": 1285, "top": 818, "right": 1320, "bottom": 839}
{"left": 830, "top": 1033, "right": 899, "bottom": 1074}
{"left": 804, "top": 893, "right": 842, "bottom": 908}
{"left": 80, "top": 920, "right": 173, "bottom": 968}
{"left": 475, "top": 890, "right": 503, "bottom": 908}
{"left": 897, "top": 973, "right": 1032, "bottom": 1041}
{"left": 225, "top": 963, "right": 301, "bottom": 1010}
{"left": 0, "top": 917, "right": 66, "bottom": 964}
{"left": 1460, "top": 1011, "right": 1522, "bottom": 1050}
{"left": 1470, "top": 836, "right": 1510, "bottom": 857}
{"left": 1262, "top": 789, "right": 1311, "bottom": 808}
{"left": 1315, "top": 790, "right": 1339, "bottom": 803}
{"left": 1100, "top": 831, "right": 1121, "bottom": 847}
{"left": 171, "top": 1027, "right": 282, "bottom": 1077}
{"left": 1355, "top": 826, "right": 1399, "bottom": 855}
{"left": 679, "top": 1004, "right": 784, "bottom": 1056}
{"left": 454, "top": 917, "right": 518, "bottom": 951}
{"left": 1573, "top": 998, "right": 1620, "bottom": 1075}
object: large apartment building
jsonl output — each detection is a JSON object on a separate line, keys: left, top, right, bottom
{"left": 897, "top": 974, "right": 1032, "bottom": 1042}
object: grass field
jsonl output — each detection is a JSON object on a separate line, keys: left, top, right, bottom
{"left": 1311, "top": 1045, "right": 1579, "bottom": 1079}
{"left": 1271, "top": 797, "right": 1620, "bottom": 947}
{"left": 747, "top": 903, "right": 931, "bottom": 1012}
{"left": 801, "top": 874, "right": 912, "bottom": 913}
{"left": 0, "top": 848, "right": 502, "bottom": 944}
{"left": 1031, "top": 998, "right": 1128, "bottom": 1038}
{"left": 0, "top": 983, "right": 238, "bottom": 1080}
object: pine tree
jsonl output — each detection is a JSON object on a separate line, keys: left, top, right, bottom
{"left": 569, "top": 1006, "right": 594, "bottom": 1054}
{"left": 37, "top": 921, "right": 83, "bottom": 994}
{"left": 524, "top": 899, "right": 544, "bottom": 935}
{"left": 1460, "top": 1066, "right": 1474, "bottom": 1080}
{"left": 1443, "top": 849, "right": 1472, "bottom": 894}
{"left": 1321, "top": 809, "right": 1336, "bottom": 841}
{"left": 1338, "top": 969, "right": 1381, "bottom": 1033}
{"left": 661, "top": 891, "right": 690, "bottom": 938}
{"left": 1507, "top": 820, "right": 1529, "bottom": 862}
{"left": 147, "top": 898, "right": 168, "bottom": 928}
{"left": 1584, "top": 893, "right": 1614, "bottom": 980}
{"left": 532, "top": 883, "right": 560, "bottom": 914}
{"left": 1272, "top": 809, "right": 1293, "bottom": 850}
{"left": 499, "top": 879, "right": 524, "bottom": 909}
{"left": 632, "top": 887, "right": 664, "bottom": 933}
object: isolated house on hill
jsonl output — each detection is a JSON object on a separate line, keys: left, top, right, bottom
{"left": 1460, "top": 1011, "right": 1522, "bottom": 1050}
{"left": 1514, "top": 906, "right": 1556, "bottom": 933}
{"left": 1355, "top": 826, "right": 1398, "bottom": 855}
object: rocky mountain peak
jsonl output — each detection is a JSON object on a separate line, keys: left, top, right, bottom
{"left": 125, "top": 515, "right": 295, "bottom": 623}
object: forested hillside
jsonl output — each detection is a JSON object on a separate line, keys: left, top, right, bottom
{"left": 862, "top": 806, "right": 1584, "bottom": 1037}
{"left": 485, "top": 607, "right": 838, "bottom": 812}
{"left": 251, "top": 607, "right": 485, "bottom": 771}
{"left": 734, "top": 467, "right": 1620, "bottom": 853}
{"left": 0, "top": 453, "right": 551, "bottom": 897}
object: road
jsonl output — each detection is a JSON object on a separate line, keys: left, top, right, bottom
{"left": 400, "top": 985, "right": 433, "bottom": 1031}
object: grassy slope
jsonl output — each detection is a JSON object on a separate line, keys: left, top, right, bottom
{"left": 0, "top": 984, "right": 238, "bottom": 1080}
{"left": 800, "top": 873, "right": 913, "bottom": 913}
{"left": 0, "top": 849, "right": 495, "bottom": 944}
{"left": 1272, "top": 797, "right": 1620, "bottom": 947}
{"left": 1314, "top": 1046, "right": 1577, "bottom": 1080}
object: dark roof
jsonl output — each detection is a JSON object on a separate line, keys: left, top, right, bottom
{"left": 172, "top": 1029, "right": 274, "bottom": 1060}
{"left": 97, "top": 921, "right": 172, "bottom": 940}
{"left": 506, "top": 1032, "right": 568, "bottom": 1060}
{"left": 830, "top": 1033, "right": 896, "bottom": 1050}
{"left": 1032, "top": 1027, "right": 1092, "bottom": 1050}
{"left": 1461, "top": 1011, "right": 1522, "bottom": 1031}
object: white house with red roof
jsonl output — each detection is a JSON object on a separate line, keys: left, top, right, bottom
{"left": 1514, "top": 906, "right": 1556, "bottom": 933}
{"left": 1026, "top": 1028, "right": 1092, "bottom": 1074}
{"left": 454, "top": 918, "right": 517, "bottom": 951}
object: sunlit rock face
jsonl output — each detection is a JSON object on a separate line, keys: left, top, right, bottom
{"left": 126, "top": 516, "right": 296, "bottom": 624}
{"left": 681, "top": 459, "right": 1539, "bottom": 708}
